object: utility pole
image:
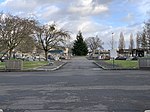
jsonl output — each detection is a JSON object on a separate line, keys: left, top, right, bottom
{"left": 111, "top": 32, "right": 115, "bottom": 68}
{"left": 112, "top": 32, "right": 114, "bottom": 49}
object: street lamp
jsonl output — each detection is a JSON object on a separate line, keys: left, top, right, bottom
{"left": 111, "top": 32, "right": 115, "bottom": 68}
{"left": 112, "top": 32, "right": 114, "bottom": 49}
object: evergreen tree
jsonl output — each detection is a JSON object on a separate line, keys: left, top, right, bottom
{"left": 140, "top": 19, "right": 150, "bottom": 54}
{"left": 141, "top": 29, "right": 148, "bottom": 50}
{"left": 72, "top": 31, "right": 88, "bottom": 56}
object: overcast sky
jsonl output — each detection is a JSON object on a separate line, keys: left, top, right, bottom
{"left": 0, "top": 0, "right": 150, "bottom": 49}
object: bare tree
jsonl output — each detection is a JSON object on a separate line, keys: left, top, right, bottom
{"left": 16, "top": 36, "right": 35, "bottom": 53}
{"left": 129, "top": 33, "right": 134, "bottom": 50}
{"left": 118, "top": 32, "right": 125, "bottom": 53}
{"left": 0, "top": 13, "right": 36, "bottom": 59}
{"left": 136, "top": 33, "right": 141, "bottom": 49}
{"left": 85, "top": 35, "right": 104, "bottom": 56}
{"left": 34, "top": 23, "right": 70, "bottom": 60}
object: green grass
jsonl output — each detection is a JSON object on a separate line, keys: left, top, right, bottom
{"left": 23, "top": 61, "right": 48, "bottom": 69}
{"left": 0, "top": 61, "right": 48, "bottom": 70}
{"left": 0, "top": 62, "right": 5, "bottom": 69}
{"left": 105, "top": 60, "right": 138, "bottom": 68}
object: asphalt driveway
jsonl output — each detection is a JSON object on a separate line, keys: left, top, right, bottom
{"left": 0, "top": 57, "right": 150, "bottom": 112}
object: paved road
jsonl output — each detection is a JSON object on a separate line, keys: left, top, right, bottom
{"left": 0, "top": 57, "right": 150, "bottom": 112}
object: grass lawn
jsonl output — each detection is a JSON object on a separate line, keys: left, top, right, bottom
{"left": 0, "top": 61, "right": 48, "bottom": 70}
{"left": 105, "top": 60, "right": 139, "bottom": 69}
{"left": 23, "top": 61, "right": 48, "bottom": 69}
{"left": 0, "top": 62, "right": 5, "bottom": 69}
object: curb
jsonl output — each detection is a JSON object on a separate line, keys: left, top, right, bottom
{"left": 0, "top": 62, "right": 67, "bottom": 72}
{"left": 37, "top": 62, "right": 67, "bottom": 71}
{"left": 93, "top": 62, "right": 107, "bottom": 70}
{"left": 93, "top": 62, "right": 139, "bottom": 70}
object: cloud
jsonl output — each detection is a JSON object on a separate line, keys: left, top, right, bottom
{"left": 1, "top": 0, "right": 38, "bottom": 12}
{"left": 138, "top": 0, "right": 150, "bottom": 18}
{"left": 127, "top": 0, "right": 150, "bottom": 19}
{"left": 121, "top": 13, "right": 135, "bottom": 22}
{"left": 69, "top": 0, "right": 108, "bottom": 16}
{"left": 0, "top": 0, "right": 148, "bottom": 49}
{"left": 37, "top": 5, "right": 60, "bottom": 20}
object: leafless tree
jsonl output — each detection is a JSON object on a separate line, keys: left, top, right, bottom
{"left": 16, "top": 36, "right": 35, "bottom": 53}
{"left": 136, "top": 33, "right": 141, "bottom": 49}
{"left": 85, "top": 35, "right": 104, "bottom": 56}
{"left": 34, "top": 23, "right": 70, "bottom": 60}
{"left": 129, "top": 33, "right": 134, "bottom": 50}
{"left": 118, "top": 32, "right": 125, "bottom": 53}
{"left": 0, "top": 13, "right": 36, "bottom": 59}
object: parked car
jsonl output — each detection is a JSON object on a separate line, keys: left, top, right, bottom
{"left": 126, "top": 56, "right": 139, "bottom": 60}
{"left": 0, "top": 58, "right": 4, "bottom": 62}
{"left": 103, "top": 55, "right": 110, "bottom": 60}
{"left": 115, "top": 56, "right": 127, "bottom": 60}
{"left": 0, "top": 57, "right": 8, "bottom": 62}
{"left": 131, "top": 56, "right": 139, "bottom": 60}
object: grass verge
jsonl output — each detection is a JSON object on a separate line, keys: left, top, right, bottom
{"left": 105, "top": 60, "right": 138, "bottom": 69}
{"left": 0, "top": 61, "right": 48, "bottom": 70}
{"left": 23, "top": 61, "right": 48, "bottom": 69}
{"left": 0, "top": 62, "right": 5, "bottom": 69}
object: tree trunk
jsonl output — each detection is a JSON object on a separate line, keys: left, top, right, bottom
{"left": 45, "top": 50, "right": 48, "bottom": 61}
{"left": 8, "top": 49, "right": 13, "bottom": 59}
{"left": 92, "top": 49, "right": 95, "bottom": 57}
{"left": 0, "top": 49, "right": 9, "bottom": 59}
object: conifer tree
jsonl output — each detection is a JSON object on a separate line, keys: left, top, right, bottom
{"left": 72, "top": 31, "right": 88, "bottom": 56}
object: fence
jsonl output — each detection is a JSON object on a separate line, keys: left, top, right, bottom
{"left": 5, "top": 60, "right": 23, "bottom": 71}
{"left": 139, "top": 58, "right": 150, "bottom": 70}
